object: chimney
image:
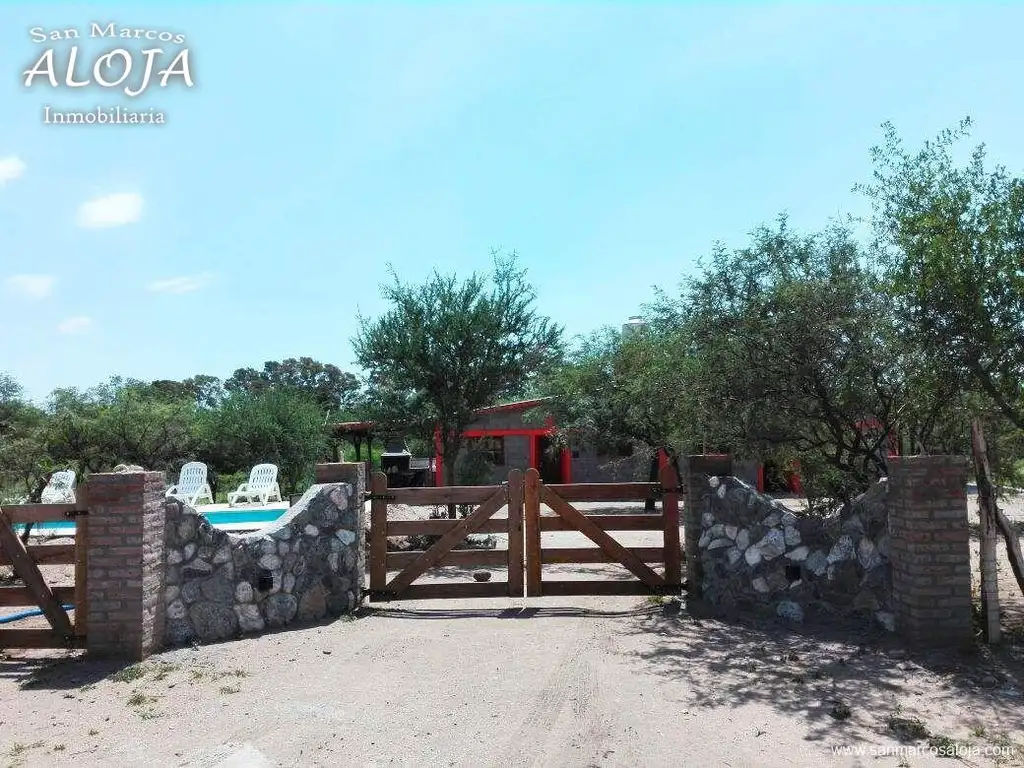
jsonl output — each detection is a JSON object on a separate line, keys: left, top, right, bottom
{"left": 621, "top": 316, "right": 647, "bottom": 337}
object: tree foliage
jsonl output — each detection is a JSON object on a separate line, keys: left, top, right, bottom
{"left": 225, "top": 357, "right": 359, "bottom": 416}
{"left": 862, "top": 118, "right": 1024, "bottom": 484}
{"left": 196, "top": 387, "right": 328, "bottom": 495}
{"left": 0, "top": 367, "right": 344, "bottom": 502}
{"left": 353, "top": 251, "right": 563, "bottom": 488}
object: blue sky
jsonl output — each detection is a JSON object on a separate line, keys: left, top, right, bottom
{"left": 2, "top": 3, "right": 1024, "bottom": 402}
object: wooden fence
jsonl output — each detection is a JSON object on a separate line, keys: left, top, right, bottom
{"left": 0, "top": 490, "right": 88, "bottom": 649}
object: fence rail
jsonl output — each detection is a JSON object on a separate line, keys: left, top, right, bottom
{"left": 0, "top": 491, "right": 89, "bottom": 649}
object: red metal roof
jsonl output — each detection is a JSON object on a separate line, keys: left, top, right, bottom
{"left": 471, "top": 397, "right": 551, "bottom": 416}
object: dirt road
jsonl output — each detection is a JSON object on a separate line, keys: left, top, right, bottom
{"left": 2, "top": 588, "right": 1023, "bottom": 768}
{"left": 2, "top": 496, "right": 1023, "bottom": 766}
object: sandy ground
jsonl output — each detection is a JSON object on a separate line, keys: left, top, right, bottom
{"left": 2, "top": 497, "right": 1023, "bottom": 767}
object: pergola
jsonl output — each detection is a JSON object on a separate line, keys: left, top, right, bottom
{"left": 329, "top": 421, "right": 376, "bottom": 464}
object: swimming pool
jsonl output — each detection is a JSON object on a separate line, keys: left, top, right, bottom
{"left": 19, "top": 505, "right": 290, "bottom": 536}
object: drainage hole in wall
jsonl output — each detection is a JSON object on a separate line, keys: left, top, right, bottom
{"left": 257, "top": 568, "right": 274, "bottom": 592}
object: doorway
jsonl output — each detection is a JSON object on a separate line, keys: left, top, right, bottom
{"left": 534, "top": 435, "right": 563, "bottom": 483}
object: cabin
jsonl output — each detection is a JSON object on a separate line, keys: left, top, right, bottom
{"left": 435, "top": 398, "right": 650, "bottom": 486}
{"left": 332, "top": 401, "right": 896, "bottom": 493}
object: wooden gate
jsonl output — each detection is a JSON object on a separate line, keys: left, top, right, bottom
{"left": 367, "top": 470, "right": 524, "bottom": 601}
{"left": 0, "top": 490, "right": 88, "bottom": 649}
{"left": 523, "top": 466, "right": 680, "bottom": 597}
{"left": 367, "top": 466, "right": 681, "bottom": 601}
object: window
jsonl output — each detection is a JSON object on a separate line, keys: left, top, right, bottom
{"left": 469, "top": 436, "right": 505, "bottom": 465}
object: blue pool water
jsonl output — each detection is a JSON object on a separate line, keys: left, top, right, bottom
{"left": 203, "top": 507, "right": 289, "bottom": 526}
{"left": 18, "top": 506, "right": 289, "bottom": 535}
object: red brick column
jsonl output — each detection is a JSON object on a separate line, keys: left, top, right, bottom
{"left": 888, "top": 456, "right": 972, "bottom": 649}
{"left": 85, "top": 471, "right": 166, "bottom": 660}
{"left": 684, "top": 455, "right": 733, "bottom": 599}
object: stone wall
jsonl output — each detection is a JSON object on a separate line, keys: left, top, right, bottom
{"left": 162, "top": 482, "right": 364, "bottom": 645}
{"left": 696, "top": 476, "right": 892, "bottom": 628}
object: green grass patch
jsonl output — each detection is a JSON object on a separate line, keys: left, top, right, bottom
{"left": 126, "top": 691, "right": 157, "bottom": 708}
{"left": 110, "top": 665, "right": 146, "bottom": 683}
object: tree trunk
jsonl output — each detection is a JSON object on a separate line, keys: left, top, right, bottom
{"left": 970, "top": 418, "right": 1001, "bottom": 643}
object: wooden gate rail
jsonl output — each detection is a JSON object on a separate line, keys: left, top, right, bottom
{"left": 368, "top": 470, "right": 524, "bottom": 601}
{"left": 0, "top": 488, "right": 88, "bottom": 649}
{"left": 524, "top": 465, "right": 680, "bottom": 598}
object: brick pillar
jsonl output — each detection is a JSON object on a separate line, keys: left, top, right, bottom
{"left": 684, "top": 455, "right": 733, "bottom": 599}
{"left": 888, "top": 456, "right": 972, "bottom": 649}
{"left": 85, "top": 471, "right": 166, "bottom": 661}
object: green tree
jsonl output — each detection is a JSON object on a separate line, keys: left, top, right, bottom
{"left": 150, "top": 375, "right": 224, "bottom": 408}
{"left": 0, "top": 373, "right": 52, "bottom": 503}
{"left": 197, "top": 387, "right": 328, "bottom": 495}
{"left": 661, "top": 218, "right": 916, "bottom": 504}
{"left": 862, "top": 117, "right": 1024, "bottom": 484}
{"left": 538, "top": 326, "right": 699, "bottom": 489}
{"left": 353, "top": 252, "right": 562, "bottom": 499}
{"left": 45, "top": 378, "right": 198, "bottom": 474}
{"left": 225, "top": 358, "right": 359, "bottom": 416}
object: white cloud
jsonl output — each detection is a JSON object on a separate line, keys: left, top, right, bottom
{"left": 5, "top": 274, "right": 54, "bottom": 299}
{"left": 76, "top": 192, "right": 143, "bottom": 228}
{"left": 0, "top": 155, "right": 26, "bottom": 186}
{"left": 56, "top": 316, "right": 93, "bottom": 334}
{"left": 147, "top": 273, "right": 214, "bottom": 294}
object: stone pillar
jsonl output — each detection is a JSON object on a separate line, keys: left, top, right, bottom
{"left": 888, "top": 456, "right": 972, "bottom": 649}
{"left": 85, "top": 471, "right": 166, "bottom": 660}
{"left": 314, "top": 462, "right": 367, "bottom": 583}
{"left": 684, "top": 455, "right": 733, "bottom": 599}
{"left": 316, "top": 461, "right": 366, "bottom": 494}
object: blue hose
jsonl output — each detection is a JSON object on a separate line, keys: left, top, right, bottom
{"left": 0, "top": 604, "right": 74, "bottom": 624}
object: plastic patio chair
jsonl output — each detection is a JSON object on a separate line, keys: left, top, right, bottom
{"left": 227, "top": 464, "right": 282, "bottom": 507}
{"left": 40, "top": 469, "right": 76, "bottom": 504}
{"left": 166, "top": 461, "right": 214, "bottom": 507}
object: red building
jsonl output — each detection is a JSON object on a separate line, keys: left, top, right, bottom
{"left": 334, "top": 402, "right": 899, "bottom": 492}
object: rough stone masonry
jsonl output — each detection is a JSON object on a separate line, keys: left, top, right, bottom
{"left": 163, "top": 482, "right": 365, "bottom": 645}
{"left": 696, "top": 476, "right": 893, "bottom": 629}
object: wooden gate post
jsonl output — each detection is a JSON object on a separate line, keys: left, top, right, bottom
{"left": 507, "top": 470, "right": 525, "bottom": 597}
{"left": 369, "top": 472, "right": 389, "bottom": 601}
{"left": 524, "top": 469, "right": 542, "bottom": 597}
{"left": 660, "top": 464, "right": 681, "bottom": 588}
{"left": 74, "top": 484, "right": 90, "bottom": 638}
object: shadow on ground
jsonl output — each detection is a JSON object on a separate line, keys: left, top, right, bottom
{"left": 0, "top": 652, "right": 128, "bottom": 691}
{"left": 366, "top": 603, "right": 662, "bottom": 621}
{"left": 615, "top": 602, "right": 1024, "bottom": 748}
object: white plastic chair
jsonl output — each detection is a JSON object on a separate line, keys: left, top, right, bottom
{"left": 166, "top": 462, "right": 214, "bottom": 507}
{"left": 227, "top": 464, "right": 282, "bottom": 507}
{"left": 41, "top": 470, "right": 76, "bottom": 504}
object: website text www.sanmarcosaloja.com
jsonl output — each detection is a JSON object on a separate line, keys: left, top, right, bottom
{"left": 831, "top": 743, "right": 1017, "bottom": 759}
{"left": 41, "top": 105, "right": 165, "bottom": 125}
